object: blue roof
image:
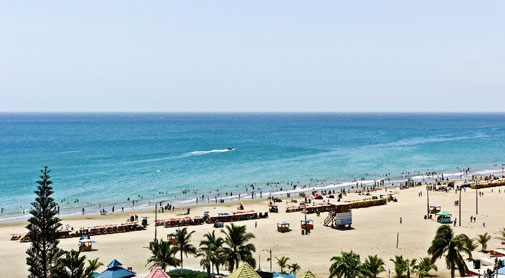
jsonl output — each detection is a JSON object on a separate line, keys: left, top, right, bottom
{"left": 108, "top": 259, "right": 123, "bottom": 268}
{"left": 273, "top": 273, "right": 296, "bottom": 278}
{"left": 97, "top": 260, "right": 136, "bottom": 278}
{"left": 497, "top": 266, "right": 505, "bottom": 274}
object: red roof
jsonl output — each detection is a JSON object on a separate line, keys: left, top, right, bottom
{"left": 145, "top": 267, "right": 170, "bottom": 278}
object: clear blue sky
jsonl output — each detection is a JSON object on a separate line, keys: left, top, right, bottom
{"left": 1, "top": 1, "right": 504, "bottom": 112}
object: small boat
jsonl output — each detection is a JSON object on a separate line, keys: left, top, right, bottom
{"left": 227, "top": 147, "right": 235, "bottom": 151}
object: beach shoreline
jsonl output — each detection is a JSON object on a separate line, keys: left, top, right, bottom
{"left": 2, "top": 165, "right": 503, "bottom": 224}
{"left": 2, "top": 173, "right": 505, "bottom": 277}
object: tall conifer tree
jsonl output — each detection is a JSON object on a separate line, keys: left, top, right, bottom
{"left": 26, "top": 166, "right": 63, "bottom": 278}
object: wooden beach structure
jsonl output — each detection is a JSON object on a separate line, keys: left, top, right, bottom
{"left": 323, "top": 204, "right": 352, "bottom": 229}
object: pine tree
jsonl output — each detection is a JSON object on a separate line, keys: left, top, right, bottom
{"left": 26, "top": 166, "right": 63, "bottom": 278}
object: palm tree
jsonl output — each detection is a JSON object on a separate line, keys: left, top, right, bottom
{"left": 221, "top": 224, "right": 256, "bottom": 271}
{"left": 329, "top": 251, "right": 362, "bottom": 278}
{"left": 405, "top": 259, "right": 417, "bottom": 278}
{"left": 414, "top": 257, "right": 438, "bottom": 278}
{"left": 86, "top": 258, "right": 102, "bottom": 275}
{"left": 199, "top": 231, "right": 225, "bottom": 275}
{"left": 52, "top": 250, "right": 103, "bottom": 278}
{"left": 197, "top": 249, "right": 213, "bottom": 278}
{"left": 428, "top": 225, "right": 470, "bottom": 278}
{"left": 496, "top": 227, "right": 505, "bottom": 241}
{"left": 390, "top": 255, "right": 408, "bottom": 278}
{"left": 361, "top": 255, "right": 385, "bottom": 278}
{"left": 463, "top": 238, "right": 478, "bottom": 260}
{"left": 276, "top": 256, "right": 290, "bottom": 274}
{"left": 147, "top": 239, "right": 180, "bottom": 271}
{"left": 174, "top": 228, "right": 197, "bottom": 271}
{"left": 476, "top": 233, "right": 491, "bottom": 252}
{"left": 288, "top": 263, "right": 301, "bottom": 275}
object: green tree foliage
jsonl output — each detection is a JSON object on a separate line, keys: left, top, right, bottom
{"left": 26, "top": 166, "right": 64, "bottom": 278}
{"left": 147, "top": 239, "right": 181, "bottom": 271}
{"left": 174, "top": 228, "right": 197, "bottom": 270}
{"left": 390, "top": 255, "right": 408, "bottom": 278}
{"left": 51, "top": 250, "right": 103, "bottom": 278}
{"left": 475, "top": 233, "right": 491, "bottom": 251}
{"left": 288, "top": 263, "right": 301, "bottom": 275}
{"left": 199, "top": 231, "right": 225, "bottom": 275}
{"left": 463, "top": 238, "right": 478, "bottom": 260}
{"left": 361, "top": 255, "right": 385, "bottom": 278}
{"left": 276, "top": 256, "right": 290, "bottom": 274}
{"left": 197, "top": 250, "right": 212, "bottom": 278}
{"left": 428, "top": 225, "right": 470, "bottom": 278}
{"left": 329, "top": 251, "right": 362, "bottom": 278}
{"left": 414, "top": 257, "right": 437, "bottom": 278}
{"left": 221, "top": 224, "right": 256, "bottom": 271}
{"left": 167, "top": 269, "right": 212, "bottom": 278}
{"left": 496, "top": 227, "right": 505, "bottom": 241}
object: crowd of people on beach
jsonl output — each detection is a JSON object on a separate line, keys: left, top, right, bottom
{"left": 3, "top": 164, "right": 505, "bottom": 219}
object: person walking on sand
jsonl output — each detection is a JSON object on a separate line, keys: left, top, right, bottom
{"left": 400, "top": 217, "right": 403, "bottom": 224}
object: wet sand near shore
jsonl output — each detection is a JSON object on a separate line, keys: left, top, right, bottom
{"left": 1, "top": 185, "right": 504, "bottom": 278}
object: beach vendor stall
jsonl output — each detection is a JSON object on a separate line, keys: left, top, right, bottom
{"left": 167, "top": 231, "right": 178, "bottom": 244}
{"left": 436, "top": 211, "right": 452, "bottom": 224}
{"left": 78, "top": 235, "right": 96, "bottom": 252}
{"left": 277, "top": 221, "right": 291, "bottom": 233}
{"left": 429, "top": 205, "right": 441, "bottom": 214}
{"left": 301, "top": 219, "right": 314, "bottom": 231}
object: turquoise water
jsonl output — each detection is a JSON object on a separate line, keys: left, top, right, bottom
{"left": 1, "top": 113, "right": 505, "bottom": 217}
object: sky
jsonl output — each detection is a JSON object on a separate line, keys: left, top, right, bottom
{"left": 1, "top": 1, "right": 504, "bottom": 112}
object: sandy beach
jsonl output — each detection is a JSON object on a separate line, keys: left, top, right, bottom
{"left": 1, "top": 184, "right": 504, "bottom": 278}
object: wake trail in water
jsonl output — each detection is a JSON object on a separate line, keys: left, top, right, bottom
{"left": 185, "top": 148, "right": 234, "bottom": 157}
{"left": 122, "top": 148, "right": 235, "bottom": 165}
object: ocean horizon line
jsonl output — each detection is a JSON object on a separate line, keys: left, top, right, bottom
{"left": 1, "top": 111, "right": 505, "bottom": 114}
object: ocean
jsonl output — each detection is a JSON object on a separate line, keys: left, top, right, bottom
{"left": 1, "top": 113, "right": 504, "bottom": 220}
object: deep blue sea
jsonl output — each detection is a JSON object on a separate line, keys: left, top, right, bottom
{"left": 1, "top": 113, "right": 505, "bottom": 218}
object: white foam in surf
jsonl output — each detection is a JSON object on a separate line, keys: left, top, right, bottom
{"left": 187, "top": 149, "right": 234, "bottom": 156}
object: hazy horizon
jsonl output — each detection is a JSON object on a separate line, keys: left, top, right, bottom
{"left": 2, "top": 1, "right": 504, "bottom": 112}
